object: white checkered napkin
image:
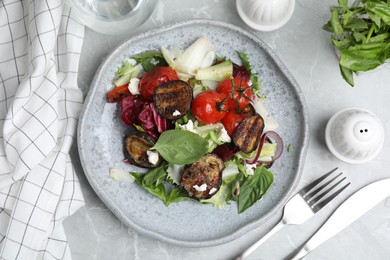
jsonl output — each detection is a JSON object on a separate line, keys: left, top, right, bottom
{"left": 0, "top": 0, "right": 85, "bottom": 259}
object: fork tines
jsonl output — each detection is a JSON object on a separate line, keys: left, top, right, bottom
{"left": 300, "top": 167, "right": 350, "bottom": 212}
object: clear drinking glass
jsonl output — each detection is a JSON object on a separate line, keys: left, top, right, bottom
{"left": 65, "top": 0, "right": 157, "bottom": 35}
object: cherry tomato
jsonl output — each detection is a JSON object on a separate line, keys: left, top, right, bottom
{"left": 222, "top": 110, "right": 250, "bottom": 137}
{"left": 192, "top": 90, "right": 228, "bottom": 124}
{"left": 216, "top": 77, "right": 254, "bottom": 111}
{"left": 139, "top": 66, "right": 179, "bottom": 99}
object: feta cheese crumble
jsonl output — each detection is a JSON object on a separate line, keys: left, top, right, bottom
{"left": 193, "top": 183, "right": 207, "bottom": 192}
{"left": 146, "top": 150, "right": 159, "bottom": 165}
{"left": 128, "top": 78, "right": 140, "bottom": 95}
{"left": 172, "top": 110, "right": 181, "bottom": 116}
{"left": 209, "top": 187, "right": 217, "bottom": 195}
{"left": 245, "top": 163, "right": 257, "bottom": 175}
{"left": 217, "top": 127, "right": 231, "bottom": 143}
{"left": 178, "top": 119, "right": 196, "bottom": 132}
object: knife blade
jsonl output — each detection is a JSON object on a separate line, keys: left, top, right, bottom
{"left": 287, "top": 178, "right": 390, "bottom": 260}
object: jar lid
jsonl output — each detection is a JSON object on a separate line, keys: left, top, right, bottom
{"left": 325, "top": 107, "right": 384, "bottom": 164}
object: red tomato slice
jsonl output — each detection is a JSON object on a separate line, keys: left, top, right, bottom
{"left": 139, "top": 66, "right": 179, "bottom": 100}
{"left": 216, "top": 77, "right": 254, "bottom": 111}
{"left": 192, "top": 90, "right": 228, "bottom": 124}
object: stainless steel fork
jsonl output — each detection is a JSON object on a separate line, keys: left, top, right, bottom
{"left": 234, "top": 168, "right": 350, "bottom": 260}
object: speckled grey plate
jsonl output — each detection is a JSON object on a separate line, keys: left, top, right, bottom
{"left": 78, "top": 20, "right": 309, "bottom": 247}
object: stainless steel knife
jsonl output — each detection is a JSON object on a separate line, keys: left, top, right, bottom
{"left": 286, "top": 178, "right": 390, "bottom": 260}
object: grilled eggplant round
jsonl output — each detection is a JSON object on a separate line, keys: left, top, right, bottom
{"left": 123, "top": 131, "right": 162, "bottom": 168}
{"left": 180, "top": 154, "right": 224, "bottom": 200}
{"left": 233, "top": 114, "right": 265, "bottom": 153}
{"left": 153, "top": 80, "right": 193, "bottom": 120}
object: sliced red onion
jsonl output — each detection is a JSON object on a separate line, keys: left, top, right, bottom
{"left": 246, "top": 131, "right": 283, "bottom": 165}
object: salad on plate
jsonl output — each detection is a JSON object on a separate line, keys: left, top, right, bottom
{"left": 106, "top": 37, "right": 283, "bottom": 213}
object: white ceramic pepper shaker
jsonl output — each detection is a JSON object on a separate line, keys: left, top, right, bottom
{"left": 236, "top": 0, "right": 295, "bottom": 31}
{"left": 325, "top": 107, "right": 385, "bottom": 164}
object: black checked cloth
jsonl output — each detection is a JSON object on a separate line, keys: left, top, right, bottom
{"left": 0, "top": 0, "right": 85, "bottom": 259}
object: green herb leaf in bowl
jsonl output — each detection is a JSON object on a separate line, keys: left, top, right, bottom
{"left": 324, "top": 0, "right": 390, "bottom": 86}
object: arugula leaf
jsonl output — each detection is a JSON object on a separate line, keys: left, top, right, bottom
{"left": 142, "top": 162, "right": 168, "bottom": 187}
{"left": 116, "top": 61, "right": 133, "bottom": 77}
{"left": 238, "top": 166, "right": 274, "bottom": 213}
{"left": 131, "top": 51, "right": 168, "bottom": 71}
{"left": 201, "top": 183, "right": 231, "bottom": 208}
{"left": 166, "top": 187, "right": 193, "bottom": 206}
{"left": 152, "top": 129, "right": 209, "bottom": 165}
{"left": 131, "top": 171, "right": 168, "bottom": 203}
{"left": 236, "top": 51, "right": 261, "bottom": 96}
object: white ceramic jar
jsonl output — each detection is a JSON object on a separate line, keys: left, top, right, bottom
{"left": 236, "top": 0, "right": 295, "bottom": 31}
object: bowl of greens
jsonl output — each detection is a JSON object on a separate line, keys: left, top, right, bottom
{"left": 323, "top": 0, "right": 390, "bottom": 86}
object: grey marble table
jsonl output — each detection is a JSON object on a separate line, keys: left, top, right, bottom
{"left": 64, "top": 0, "right": 390, "bottom": 259}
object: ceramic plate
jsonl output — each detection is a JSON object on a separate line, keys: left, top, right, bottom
{"left": 78, "top": 20, "right": 309, "bottom": 247}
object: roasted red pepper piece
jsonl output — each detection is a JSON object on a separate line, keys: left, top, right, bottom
{"left": 107, "top": 84, "right": 131, "bottom": 103}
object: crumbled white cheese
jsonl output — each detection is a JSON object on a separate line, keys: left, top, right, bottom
{"left": 128, "top": 78, "right": 140, "bottom": 95}
{"left": 172, "top": 110, "right": 181, "bottom": 116}
{"left": 193, "top": 183, "right": 207, "bottom": 192}
{"left": 178, "top": 119, "right": 196, "bottom": 132}
{"left": 209, "top": 187, "right": 217, "bottom": 195}
{"left": 146, "top": 150, "right": 159, "bottom": 165}
{"left": 218, "top": 127, "right": 231, "bottom": 143}
{"left": 245, "top": 163, "right": 257, "bottom": 175}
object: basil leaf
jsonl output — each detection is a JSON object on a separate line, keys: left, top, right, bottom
{"left": 322, "top": 21, "right": 334, "bottom": 32}
{"left": 338, "top": 0, "right": 348, "bottom": 9}
{"left": 238, "top": 166, "right": 274, "bottom": 213}
{"left": 152, "top": 129, "right": 209, "bottom": 165}
{"left": 339, "top": 65, "right": 355, "bottom": 86}
{"left": 331, "top": 9, "right": 344, "bottom": 35}
{"left": 364, "top": 1, "right": 390, "bottom": 26}
{"left": 344, "top": 18, "right": 369, "bottom": 29}
{"left": 131, "top": 51, "right": 168, "bottom": 71}
{"left": 332, "top": 36, "right": 354, "bottom": 50}
{"left": 367, "top": 10, "right": 382, "bottom": 27}
{"left": 340, "top": 42, "right": 390, "bottom": 71}
{"left": 369, "top": 32, "right": 390, "bottom": 43}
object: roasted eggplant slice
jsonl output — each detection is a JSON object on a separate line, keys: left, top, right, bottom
{"left": 123, "top": 131, "right": 162, "bottom": 168}
{"left": 180, "top": 154, "right": 224, "bottom": 200}
{"left": 233, "top": 114, "right": 265, "bottom": 153}
{"left": 153, "top": 80, "right": 192, "bottom": 120}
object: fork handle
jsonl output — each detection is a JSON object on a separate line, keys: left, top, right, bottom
{"left": 234, "top": 220, "right": 285, "bottom": 260}
{"left": 284, "top": 246, "right": 309, "bottom": 260}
